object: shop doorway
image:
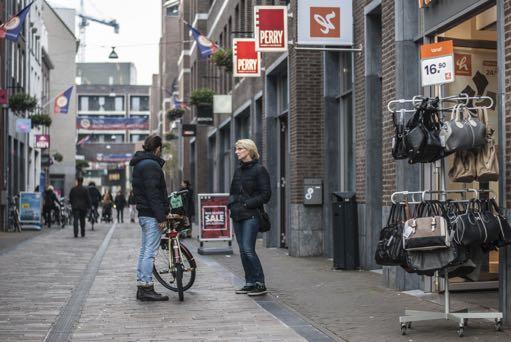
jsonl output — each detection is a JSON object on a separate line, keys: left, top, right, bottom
{"left": 430, "top": 5, "right": 499, "bottom": 291}
{"left": 279, "top": 116, "right": 288, "bottom": 248}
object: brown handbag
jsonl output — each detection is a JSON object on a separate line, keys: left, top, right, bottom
{"left": 449, "top": 150, "right": 477, "bottom": 183}
{"left": 403, "top": 216, "right": 450, "bottom": 251}
{"left": 475, "top": 108, "right": 499, "bottom": 182}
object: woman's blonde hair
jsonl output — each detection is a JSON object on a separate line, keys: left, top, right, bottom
{"left": 235, "top": 139, "right": 260, "bottom": 160}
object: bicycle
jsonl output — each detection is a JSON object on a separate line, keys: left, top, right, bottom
{"left": 7, "top": 195, "right": 21, "bottom": 232}
{"left": 87, "top": 206, "right": 99, "bottom": 230}
{"left": 59, "top": 199, "right": 72, "bottom": 228}
{"left": 153, "top": 211, "right": 196, "bottom": 301}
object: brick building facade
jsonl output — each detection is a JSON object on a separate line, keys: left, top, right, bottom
{"left": 163, "top": 0, "right": 511, "bottom": 320}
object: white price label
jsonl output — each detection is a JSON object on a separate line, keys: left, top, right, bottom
{"left": 421, "top": 55, "right": 455, "bottom": 87}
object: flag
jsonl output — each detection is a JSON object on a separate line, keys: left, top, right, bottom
{"left": 0, "top": 2, "right": 34, "bottom": 42}
{"left": 54, "top": 86, "right": 74, "bottom": 114}
{"left": 187, "top": 23, "right": 218, "bottom": 58}
{"left": 77, "top": 135, "right": 91, "bottom": 146}
{"left": 173, "top": 97, "right": 189, "bottom": 110}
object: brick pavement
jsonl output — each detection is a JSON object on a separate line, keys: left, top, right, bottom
{"left": 210, "top": 239, "right": 511, "bottom": 342}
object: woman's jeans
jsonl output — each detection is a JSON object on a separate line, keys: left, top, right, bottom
{"left": 233, "top": 217, "right": 265, "bottom": 285}
{"left": 137, "top": 217, "right": 161, "bottom": 286}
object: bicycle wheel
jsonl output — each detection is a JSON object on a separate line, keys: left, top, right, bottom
{"left": 153, "top": 241, "right": 196, "bottom": 292}
{"left": 176, "top": 263, "right": 184, "bottom": 301}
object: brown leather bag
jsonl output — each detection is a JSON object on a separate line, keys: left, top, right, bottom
{"left": 475, "top": 108, "right": 499, "bottom": 182}
{"left": 449, "top": 150, "right": 476, "bottom": 183}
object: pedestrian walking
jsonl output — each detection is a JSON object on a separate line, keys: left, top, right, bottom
{"left": 130, "top": 134, "right": 170, "bottom": 301}
{"left": 43, "top": 185, "right": 61, "bottom": 228}
{"left": 128, "top": 190, "right": 137, "bottom": 223}
{"left": 114, "top": 191, "right": 127, "bottom": 223}
{"left": 228, "top": 139, "right": 271, "bottom": 296}
{"left": 69, "top": 177, "right": 91, "bottom": 238}
{"left": 180, "top": 180, "right": 195, "bottom": 237}
{"left": 101, "top": 191, "right": 113, "bottom": 222}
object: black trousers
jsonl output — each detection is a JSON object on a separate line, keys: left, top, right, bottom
{"left": 116, "top": 208, "right": 124, "bottom": 222}
{"left": 73, "top": 209, "right": 87, "bottom": 237}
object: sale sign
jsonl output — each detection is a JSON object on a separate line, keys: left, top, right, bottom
{"left": 198, "top": 194, "right": 232, "bottom": 242}
{"left": 233, "top": 38, "right": 261, "bottom": 77}
{"left": 420, "top": 40, "right": 455, "bottom": 87}
{"left": 35, "top": 135, "right": 50, "bottom": 149}
{"left": 254, "top": 6, "right": 288, "bottom": 52}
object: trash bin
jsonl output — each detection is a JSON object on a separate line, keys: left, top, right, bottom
{"left": 332, "top": 192, "right": 359, "bottom": 270}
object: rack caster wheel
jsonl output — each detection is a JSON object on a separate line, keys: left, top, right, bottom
{"left": 457, "top": 327, "right": 464, "bottom": 337}
{"left": 400, "top": 323, "right": 407, "bottom": 335}
{"left": 495, "top": 319, "right": 503, "bottom": 332}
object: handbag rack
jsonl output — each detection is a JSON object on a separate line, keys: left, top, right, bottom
{"left": 388, "top": 94, "right": 503, "bottom": 337}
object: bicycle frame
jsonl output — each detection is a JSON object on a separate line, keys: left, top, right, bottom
{"left": 166, "top": 229, "right": 184, "bottom": 271}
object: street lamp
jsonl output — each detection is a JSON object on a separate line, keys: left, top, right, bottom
{"left": 108, "top": 47, "right": 118, "bottom": 59}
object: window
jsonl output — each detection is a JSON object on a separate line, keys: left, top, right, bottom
{"left": 130, "top": 134, "right": 148, "bottom": 142}
{"left": 277, "top": 74, "right": 289, "bottom": 115}
{"left": 130, "top": 96, "right": 149, "bottom": 112}
{"left": 166, "top": 5, "right": 179, "bottom": 16}
{"left": 78, "top": 95, "right": 125, "bottom": 112}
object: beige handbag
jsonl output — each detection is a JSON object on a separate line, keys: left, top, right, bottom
{"left": 449, "top": 150, "right": 477, "bottom": 183}
{"left": 475, "top": 108, "right": 499, "bottom": 182}
{"left": 403, "top": 216, "right": 450, "bottom": 251}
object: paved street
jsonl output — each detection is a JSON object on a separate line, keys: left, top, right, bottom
{"left": 0, "top": 222, "right": 307, "bottom": 342}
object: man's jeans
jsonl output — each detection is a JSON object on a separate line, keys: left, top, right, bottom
{"left": 233, "top": 217, "right": 265, "bottom": 285}
{"left": 137, "top": 216, "right": 161, "bottom": 286}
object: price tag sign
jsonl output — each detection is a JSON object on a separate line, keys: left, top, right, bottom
{"left": 420, "top": 40, "right": 455, "bottom": 87}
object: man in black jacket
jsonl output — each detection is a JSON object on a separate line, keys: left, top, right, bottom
{"left": 130, "top": 134, "right": 170, "bottom": 301}
{"left": 69, "top": 177, "right": 91, "bottom": 237}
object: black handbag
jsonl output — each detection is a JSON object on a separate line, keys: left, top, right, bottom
{"left": 489, "top": 198, "right": 511, "bottom": 246}
{"left": 375, "top": 203, "right": 408, "bottom": 266}
{"left": 258, "top": 207, "right": 271, "bottom": 232}
{"left": 391, "top": 111, "right": 409, "bottom": 160}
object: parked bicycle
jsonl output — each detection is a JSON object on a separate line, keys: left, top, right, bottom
{"left": 59, "top": 198, "right": 72, "bottom": 228}
{"left": 153, "top": 191, "right": 196, "bottom": 301}
{"left": 7, "top": 195, "right": 21, "bottom": 232}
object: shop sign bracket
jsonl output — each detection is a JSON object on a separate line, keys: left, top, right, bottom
{"left": 289, "top": 41, "right": 363, "bottom": 52}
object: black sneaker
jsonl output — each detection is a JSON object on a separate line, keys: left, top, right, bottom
{"left": 235, "top": 285, "right": 256, "bottom": 294}
{"left": 247, "top": 284, "right": 267, "bottom": 296}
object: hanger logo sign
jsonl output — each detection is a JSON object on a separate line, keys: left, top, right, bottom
{"left": 310, "top": 7, "right": 340, "bottom": 38}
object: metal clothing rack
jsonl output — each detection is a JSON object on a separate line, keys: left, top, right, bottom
{"left": 388, "top": 95, "right": 503, "bottom": 337}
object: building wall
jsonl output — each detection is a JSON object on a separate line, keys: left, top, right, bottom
{"left": 77, "top": 63, "right": 137, "bottom": 86}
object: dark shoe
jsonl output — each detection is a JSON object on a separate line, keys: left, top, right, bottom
{"left": 136, "top": 285, "right": 169, "bottom": 301}
{"left": 235, "top": 285, "right": 256, "bottom": 294}
{"left": 247, "top": 284, "right": 268, "bottom": 296}
{"left": 74, "top": 235, "right": 78, "bottom": 238}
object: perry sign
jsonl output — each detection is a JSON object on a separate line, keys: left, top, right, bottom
{"left": 297, "top": 0, "right": 353, "bottom": 46}
{"left": 254, "top": 6, "right": 288, "bottom": 52}
{"left": 233, "top": 38, "right": 261, "bottom": 77}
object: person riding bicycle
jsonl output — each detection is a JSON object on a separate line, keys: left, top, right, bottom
{"left": 130, "top": 134, "right": 171, "bottom": 302}
{"left": 87, "top": 182, "right": 101, "bottom": 221}
{"left": 43, "top": 185, "right": 61, "bottom": 228}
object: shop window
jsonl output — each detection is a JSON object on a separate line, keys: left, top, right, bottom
{"left": 130, "top": 96, "right": 149, "bottom": 112}
{"left": 166, "top": 5, "right": 178, "bottom": 16}
{"left": 130, "top": 134, "right": 148, "bottom": 142}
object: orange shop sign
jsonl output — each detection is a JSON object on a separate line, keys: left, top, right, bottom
{"left": 420, "top": 40, "right": 455, "bottom": 87}
{"left": 254, "top": 6, "right": 288, "bottom": 52}
{"left": 233, "top": 38, "right": 261, "bottom": 78}
{"left": 419, "top": 0, "right": 434, "bottom": 8}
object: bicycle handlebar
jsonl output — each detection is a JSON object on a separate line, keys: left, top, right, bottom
{"left": 169, "top": 189, "right": 189, "bottom": 197}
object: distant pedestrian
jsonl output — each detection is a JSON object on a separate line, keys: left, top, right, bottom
{"left": 229, "top": 139, "right": 271, "bottom": 296}
{"left": 128, "top": 190, "right": 137, "bottom": 223}
{"left": 101, "top": 191, "right": 113, "bottom": 222}
{"left": 130, "top": 134, "right": 170, "bottom": 301}
{"left": 114, "top": 191, "right": 127, "bottom": 223}
{"left": 180, "top": 180, "right": 195, "bottom": 237}
{"left": 69, "top": 177, "right": 91, "bottom": 238}
{"left": 43, "top": 185, "right": 61, "bottom": 228}
{"left": 87, "top": 182, "right": 101, "bottom": 220}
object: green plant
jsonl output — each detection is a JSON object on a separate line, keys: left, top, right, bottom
{"left": 211, "top": 48, "right": 233, "bottom": 73}
{"left": 167, "top": 108, "right": 185, "bottom": 121}
{"left": 52, "top": 152, "right": 63, "bottom": 162}
{"left": 165, "top": 132, "right": 179, "bottom": 141}
{"left": 30, "top": 114, "right": 52, "bottom": 127}
{"left": 76, "top": 160, "right": 90, "bottom": 170}
{"left": 190, "top": 88, "right": 214, "bottom": 106}
{"left": 9, "top": 93, "right": 38, "bottom": 114}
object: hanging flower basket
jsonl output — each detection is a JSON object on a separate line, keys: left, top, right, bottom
{"left": 9, "top": 93, "right": 38, "bottom": 114}
{"left": 190, "top": 88, "right": 214, "bottom": 106}
{"left": 30, "top": 114, "right": 52, "bottom": 127}
{"left": 52, "top": 152, "right": 63, "bottom": 162}
{"left": 165, "top": 132, "right": 179, "bottom": 141}
{"left": 211, "top": 49, "right": 233, "bottom": 73}
{"left": 167, "top": 108, "right": 185, "bottom": 121}
{"left": 76, "top": 160, "right": 89, "bottom": 170}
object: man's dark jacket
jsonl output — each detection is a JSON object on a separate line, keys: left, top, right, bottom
{"left": 69, "top": 186, "right": 91, "bottom": 211}
{"left": 229, "top": 159, "right": 271, "bottom": 222}
{"left": 130, "top": 151, "right": 169, "bottom": 223}
{"left": 88, "top": 185, "right": 101, "bottom": 206}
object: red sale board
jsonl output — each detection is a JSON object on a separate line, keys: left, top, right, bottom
{"left": 233, "top": 38, "right": 261, "bottom": 77}
{"left": 198, "top": 193, "right": 232, "bottom": 242}
{"left": 254, "top": 6, "right": 288, "bottom": 52}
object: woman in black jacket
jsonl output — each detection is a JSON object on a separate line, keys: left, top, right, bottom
{"left": 229, "top": 139, "right": 271, "bottom": 296}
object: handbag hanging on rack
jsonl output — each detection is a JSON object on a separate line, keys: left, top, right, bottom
{"left": 391, "top": 111, "right": 409, "bottom": 160}
{"left": 402, "top": 201, "right": 450, "bottom": 251}
{"left": 375, "top": 202, "right": 409, "bottom": 266}
{"left": 449, "top": 150, "right": 477, "bottom": 183}
{"left": 440, "top": 104, "right": 486, "bottom": 153}
{"left": 475, "top": 108, "right": 499, "bottom": 182}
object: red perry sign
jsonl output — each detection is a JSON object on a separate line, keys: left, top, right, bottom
{"left": 233, "top": 38, "right": 261, "bottom": 77}
{"left": 254, "top": 6, "right": 288, "bottom": 52}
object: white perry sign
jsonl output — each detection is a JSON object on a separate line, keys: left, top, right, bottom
{"left": 297, "top": 0, "right": 353, "bottom": 46}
